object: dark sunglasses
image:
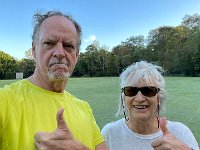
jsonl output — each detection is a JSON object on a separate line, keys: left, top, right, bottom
{"left": 121, "top": 86, "right": 160, "bottom": 97}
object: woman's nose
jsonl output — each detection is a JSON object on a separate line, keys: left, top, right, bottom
{"left": 134, "top": 91, "right": 145, "bottom": 101}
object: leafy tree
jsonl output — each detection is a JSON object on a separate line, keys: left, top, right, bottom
{"left": 16, "top": 58, "right": 35, "bottom": 78}
{"left": 73, "top": 52, "right": 88, "bottom": 76}
{"left": 25, "top": 48, "right": 34, "bottom": 60}
{"left": 0, "top": 50, "right": 17, "bottom": 79}
{"left": 146, "top": 25, "right": 190, "bottom": 74}
{"left": 182, "top": 14, "right": 200, "bottom": 30}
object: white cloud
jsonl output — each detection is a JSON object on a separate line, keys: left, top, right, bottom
{"left": 84, "top": 35, "right": 96, "bottom": 43}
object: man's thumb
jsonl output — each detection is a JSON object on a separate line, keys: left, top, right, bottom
{"left": 56, "top": 108, "right": 68, "bottom": 129}
{"left": 159, "top": 117, "right": 169, "bottom": 135}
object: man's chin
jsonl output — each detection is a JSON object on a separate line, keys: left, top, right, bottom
{"left": 48, "top": 72, "right": 71, "bottom": 81}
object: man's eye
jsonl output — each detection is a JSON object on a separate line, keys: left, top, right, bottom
{"left": 64, "top": 44, "right": 73, "bottom": 48}
{"left": 63, "top": 44, "right": 75, "bottom": 51}
{"left": 44, "top": 42, "right": 54, "bottom": 45}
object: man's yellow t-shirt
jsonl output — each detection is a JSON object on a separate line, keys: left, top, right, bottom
{"left": 0, "top": 79, "right": 104, "bottom": 150}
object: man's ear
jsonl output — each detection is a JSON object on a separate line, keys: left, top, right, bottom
{"left": 75, "top": 51, "right": 79, "bottom": 64}
{"left": 32, "top": 42, "right": 36, "bottom": 60}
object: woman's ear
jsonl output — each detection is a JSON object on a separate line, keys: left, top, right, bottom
{"left": 157, "top": 97, "right": 160, "bottom": 105}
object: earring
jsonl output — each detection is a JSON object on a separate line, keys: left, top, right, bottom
{"left": 157, "top": 104, "right": 160, "bottom": 128}
{"left": 121, "top": 94, "right": 129, "bottom": 121}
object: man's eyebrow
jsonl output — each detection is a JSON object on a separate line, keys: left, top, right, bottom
{"left": 47, "top": 36, "right": 57, "bottom": 40}
{"left": 41, "top": 37, "right": 56, "bottom": 42}
{"left": 63, "top": 40, "right": 73, "bottom": 43}
{"left": 63, "top": 40, "right": 76, "bottom": 45}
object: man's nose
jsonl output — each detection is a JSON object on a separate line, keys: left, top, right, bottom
{"left": 53, "top": 44, "right": 65, "bottom": 58}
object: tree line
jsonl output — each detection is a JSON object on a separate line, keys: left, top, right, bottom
{"left": 0, "top": 14, "right": 200, "bottom": 79}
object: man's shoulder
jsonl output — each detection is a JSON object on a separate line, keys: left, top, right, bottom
{"left": 64, "top": 91, "right": 91, "bottom": 109}
{"left": 0, "top": 80, "right": 28, "bottom": 114}
{"left": 0, "top": 79, "right": 27, "bottom": 94}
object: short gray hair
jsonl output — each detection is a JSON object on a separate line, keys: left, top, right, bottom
{"left": 32, "top": 10, "right": 82, "bottom": 51}
{"left": 116, "top": 61, "right": 167, "bottom": 116}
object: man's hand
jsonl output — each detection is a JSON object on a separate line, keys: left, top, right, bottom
{"left": 34, "top": 108, "right": 89, "bottom": 150}
{"left": 151, "top": 117, "right": 191, "bottom": 150}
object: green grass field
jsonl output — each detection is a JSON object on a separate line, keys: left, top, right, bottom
{"left": 0, "top": 77, "right": 200, "bottom": 144}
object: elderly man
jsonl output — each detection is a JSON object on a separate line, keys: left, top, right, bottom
{"left": 0, "top": 11, "right": 107, "bottom": 150}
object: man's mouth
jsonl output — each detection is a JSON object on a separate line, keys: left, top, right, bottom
{"left": 49, "top": 63, "right": 67, "bottom": 67}
{"left": 48, "top": 63, "right": 68, "bottom": 72}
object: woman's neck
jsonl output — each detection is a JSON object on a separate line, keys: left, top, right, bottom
{"left": 126, "top": 117, "right": 160, "bottom": 135}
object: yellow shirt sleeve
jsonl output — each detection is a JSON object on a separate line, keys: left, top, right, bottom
{"left": 0, "top": 80, "right": 105, "bottom": 150}
{"left": 87, "top": 102, "right": 105, "bottom": 146}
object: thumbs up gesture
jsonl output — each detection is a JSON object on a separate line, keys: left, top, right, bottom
{"left": 34, "top": 108, "right": 89, "bottom": 150}
{"left": 151, "top": 117, "right": 191, "bottom": 150}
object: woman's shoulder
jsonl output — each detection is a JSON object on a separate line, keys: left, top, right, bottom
{"left": 167, "top": 120, "right": 199, "bottom": 149}
{"left": 167, "top": 120, "right": 190, "bottom": 130}
{"left": 167, "top": 120, "right": 193, "bottom": 136}
{"left": 101, "top": 118, "right": 124, "bottom": 134}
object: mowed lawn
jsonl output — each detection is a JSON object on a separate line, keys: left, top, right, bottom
{"left": 0, "top": 77, "right": 200, "bottom": 144}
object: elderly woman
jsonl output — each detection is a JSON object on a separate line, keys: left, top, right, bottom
{"left": 101, "top": 61, "right": 199, "bottom": 150}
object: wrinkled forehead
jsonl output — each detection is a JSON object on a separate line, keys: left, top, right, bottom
{"left": 126, "top": 71, "right": 156, "bottom": 87}
{"left": 40, "top": 16, "right": 77, "bottom": 37}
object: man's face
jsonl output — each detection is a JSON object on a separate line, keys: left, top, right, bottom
{"left": 32, "top": 16, "right": 79, "bottom": 82}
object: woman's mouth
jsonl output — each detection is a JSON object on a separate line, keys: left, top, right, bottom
{"left": 133, "top": 105, "right": 149, "bottom": 109}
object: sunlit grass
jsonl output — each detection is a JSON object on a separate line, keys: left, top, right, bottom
{"left": 1, "top": 77, "right": 200, "bottom": 143}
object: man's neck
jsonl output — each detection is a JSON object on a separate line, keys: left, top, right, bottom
{"left": 28, "top": 73, "right": 67, "bottom": 93}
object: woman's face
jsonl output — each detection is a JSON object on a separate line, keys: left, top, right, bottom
{"left": 124, "top": 78, "right": 159, "bottom": 123}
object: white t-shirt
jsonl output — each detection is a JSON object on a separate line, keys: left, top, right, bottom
{"left": 101, "top": 118, "right": 199, "bottom": 150}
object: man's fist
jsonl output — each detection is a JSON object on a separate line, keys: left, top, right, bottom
{"left": 34, "top": 108, "right": 89, "bottom": 150}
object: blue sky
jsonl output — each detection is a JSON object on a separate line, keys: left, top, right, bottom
{"left": 0, "top": 0, "right": 200, "bottom": 59}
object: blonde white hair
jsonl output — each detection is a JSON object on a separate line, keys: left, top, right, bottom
{"left": 116, "top": 61, "right": 166, "bottom": 116}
